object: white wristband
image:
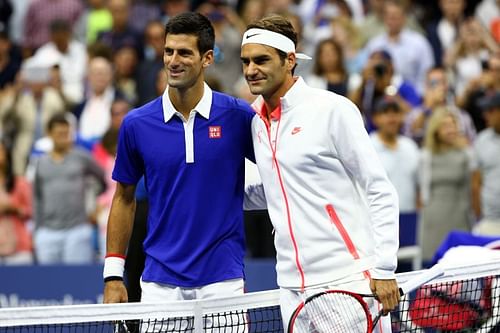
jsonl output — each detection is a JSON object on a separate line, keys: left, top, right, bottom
{"left": 103, "top": 255, "right": 125, "bottom": 280}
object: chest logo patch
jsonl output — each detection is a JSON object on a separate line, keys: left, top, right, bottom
{"left": 209, "top": 126, "right": 222, "bottom": 139}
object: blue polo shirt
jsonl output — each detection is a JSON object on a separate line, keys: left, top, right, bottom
{"left": 113, "top": 84, "right": 255, "bottom": 287}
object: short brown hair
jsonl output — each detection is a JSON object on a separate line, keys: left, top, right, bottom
{"left": 247, "top": 15, "right": 298, "bottom": 61}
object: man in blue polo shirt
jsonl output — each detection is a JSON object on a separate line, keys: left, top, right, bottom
{"left": 103, "top": 12, "right": 255, "bottom": 304}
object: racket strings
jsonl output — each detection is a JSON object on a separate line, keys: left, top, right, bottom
{"left": 293, "top": 292, "right": 370, "bottom": 333}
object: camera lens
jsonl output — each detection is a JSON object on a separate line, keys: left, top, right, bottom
{"left": 374, "top": 63, "right": 387, "bottom": 77}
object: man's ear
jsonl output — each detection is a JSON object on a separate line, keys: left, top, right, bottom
{"left": 287, "top": 52, "right": 297, "bottom": 71}
{"left": 202, "top": 50, "right": 214, "bottom": 68}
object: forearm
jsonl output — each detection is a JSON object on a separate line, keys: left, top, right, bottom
{"left": 103, "top": 183, "right": 136, "bottom": 303}
{"left": 106, "top": 192, "right": 136, "bottom": 256}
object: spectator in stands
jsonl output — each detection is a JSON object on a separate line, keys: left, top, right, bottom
{"left": 33, "top": 19, "right": 87, "bottom": 105}
{"left": 444, "top": 17, "right": 499, "bottom": 96}
{"left": 97, "top": 0, "right": 142, "bottom": 58}
{"left": 305, "top": 38, "right": 349, "bottom": 96}
{"left": 472, "top": 90, "right": 500, "bottom": 235}
{"left": 263, "top": 0, "right": 294, "bottom": 15}
{"left": 92, "top": 98, "right": 131, "bottom": 260}
{"left": 405, "top": 67, "right": 476, "bottom": 146}
{"left": 0, "top": 26, "right": 22, "bottom": 90}
{"left": 238, "top": 0, "right": 266, "bottom": 32}
{"left": 137, "top": 20, "right": 164, "bottom": 105}
{"left": 363, "top": 0, "right": 434, "bottom": 94}
{"left": 475, "top": 0, "right": 500, "bottom": 42}
{"left": 160, "top": 0, "right": 190, "bottom": 24}
{"left": 281, "top": 11, "right": 312, "bottom": 78}
{"left": 73, "top": 57, "right": 119, "bottom": 149}
{"left": 81, "top": 0, "right": 113, "bottom": 44}
{"left": 198, "top": 0, "right": 246, "bottom": 94}
{"left": 419, "top": 108, "right": 474, "bottom": 263}
{"left": 425, "top": 0, "right": 466, "bottom": 67}
{"left": 155, "top": 68, "right": 167, "bottom": 98}
{"left": 113, "top": 46, "right": 138, "bottom": 106}
{"left": 370, "top": 96, "right": 420, "bottom": 215}
{"left": 22, "top": 0, "right": 83, "bottom": 57}
{"left": 457, "top": 51, "right": 500, "bottom": 132}
{"left": 299, "top": 0, "right": 353, "bottom": 58}
{"left": 0, "top": 58, "right": 66, "bottom": 176}
{"left": 349, "top": 49, "right": 420, "bottom": 131}
{"left": 33, "top": 114, "right": 106, "bottom": 264}
{"left": 329, "top": 16, "right": 364, "bottom": 74}
{"left": 93, "top": 127, "right": 120, "bottom": 260}
{"left": 0, "top": 140, "right": 33, "bottom": 265}
{"left": 108, "top": 98, "right": 130, "bottom": 132}
{"left": 128, "top": 0, "right": 161, "bottom": 34}
{"left": 302, "top": 0, "right": 366, "bottom": 25}
{"left": 358, "top": 0, "right": 423, "bottom": 46}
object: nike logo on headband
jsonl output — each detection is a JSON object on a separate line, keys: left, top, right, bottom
{"left": 246, "top": 33, "right": 261, "bottom": 39}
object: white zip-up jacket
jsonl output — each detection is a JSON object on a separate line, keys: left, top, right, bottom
{"left": 245, "top": 77, "right": 399, "bottom": 290}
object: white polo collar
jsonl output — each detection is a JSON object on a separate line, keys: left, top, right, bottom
{"left": 162, "top": 83, "right": 213, "bottom": 122}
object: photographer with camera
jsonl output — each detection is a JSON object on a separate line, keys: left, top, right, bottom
{"left": 404, "top": 67, "right": 476, "bottom": 146}
{"left": 349, "top": 49, "right": 420, "bottom": 132}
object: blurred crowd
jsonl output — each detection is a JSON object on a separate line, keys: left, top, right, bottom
{"left": 0, "top": 0, "right": 499, "bottom": 268}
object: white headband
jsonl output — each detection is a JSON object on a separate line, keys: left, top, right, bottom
{"left": 241, "top": 28, "right": 311, "bottom": 60}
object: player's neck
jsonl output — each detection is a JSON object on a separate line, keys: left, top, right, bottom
{"left": 263, "top": 76, "right": 295, "bottom": 113}
{"left": 169, "top": 80, "right": 205, "bottom": 119}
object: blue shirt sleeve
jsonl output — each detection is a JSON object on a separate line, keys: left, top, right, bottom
{"left": 112, "top": 116, "right": 144, "bottom": 185}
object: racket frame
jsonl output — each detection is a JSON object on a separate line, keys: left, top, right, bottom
{"left": 288, "top": 289, "right": 375, "bottom": 333}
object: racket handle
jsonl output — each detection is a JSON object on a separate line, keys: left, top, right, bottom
{"left": 398, "top": 264, "right": 445, "bottom": 295}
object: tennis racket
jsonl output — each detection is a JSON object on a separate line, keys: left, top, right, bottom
{"left": 287, "top": 264, "right": 445, "bottom": 333}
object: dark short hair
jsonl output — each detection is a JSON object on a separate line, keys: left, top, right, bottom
{"left": 370, "top": 49, "right": 392, "bottom": 62}
{"left": 373, "top": 96, "right": 401, "bottom": 114}
{"left": 47, "top": 113, "right": 70, "bottom": 132}
{"left": 165, "top": 12, "right": 215, "bottom": 55}
{"left": 247, "top": 14, "right": 298, "bottom": 61}
{"left": 49, "top": 19, "right": 71, "bottom": 33}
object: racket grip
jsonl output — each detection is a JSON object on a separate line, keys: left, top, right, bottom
{"left": 398, "top": 264, "right": 445, "bottom": 295}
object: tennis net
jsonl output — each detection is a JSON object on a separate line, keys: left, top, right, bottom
{"left": 1, "top": 259, "right": 499, "bottom": 333}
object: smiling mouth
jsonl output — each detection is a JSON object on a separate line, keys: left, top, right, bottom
{"left": 169, "top": 69, "right": 184, "bottom": 76}
{"left": 247, "top": 78, "right": 265, "bottom": 84}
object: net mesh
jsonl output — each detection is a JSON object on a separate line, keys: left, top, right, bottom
{"left": 1, "top": 261, "right": 499, "bottom": 333}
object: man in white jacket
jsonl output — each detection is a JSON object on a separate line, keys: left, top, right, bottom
{"left": 240, "top": 15, "right": 401, "bottom": 332}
